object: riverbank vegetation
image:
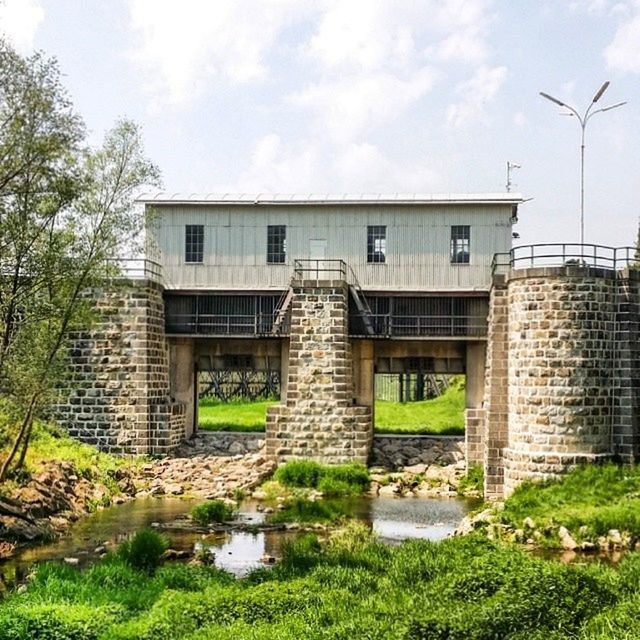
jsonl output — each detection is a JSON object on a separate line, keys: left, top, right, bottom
{"left": 274, "top": 460, "right": 370, "bottom": 496}
{"left": 191, "top": 500, "right": 238, "bottom": 526}
{"left": 2, "top": 525, "right": 640, "bottom": 639}
{"left": 491, "top": 463, "right": 640, "bottom": 550}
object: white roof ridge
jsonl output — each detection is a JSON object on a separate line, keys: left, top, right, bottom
{"left": 136, "top": 192, "right": 524, "bottom": 204}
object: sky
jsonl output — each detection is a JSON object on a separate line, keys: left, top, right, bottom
{"left": 0, "top": 0, "right": 639, "bottom": 248}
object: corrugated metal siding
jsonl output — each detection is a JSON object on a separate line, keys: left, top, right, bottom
{"left": 151, "top": 204, "right": 512, "bottom": 291}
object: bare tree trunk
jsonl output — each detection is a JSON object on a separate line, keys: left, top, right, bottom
{"left": 0, "top": 399, "right": 35, "bottom": 482}
{"left": 15, "top": 413, "right": 33, "bottom": 470}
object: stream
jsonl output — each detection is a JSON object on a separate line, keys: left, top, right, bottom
{"left": 0, "top": 494, "right": 478, "bottom": 590}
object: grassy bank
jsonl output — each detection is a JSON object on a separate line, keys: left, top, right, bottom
{"left": 494, "top": 463, "right": 640, "bottom": 548}
{"left": 0, "top": 421, "right": 131, "bottom": 490}
{"left": 198, "top": 398, "right": 275, "bottom": 432}
{"left": 374, "top": 379, "right": 465, "bottom": 435}
{"left": 1, "top": 527, "right": 639, "bottom": 639}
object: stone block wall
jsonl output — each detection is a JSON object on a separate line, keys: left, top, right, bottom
{"left": 55, "top": 280, "right": 185, "bottom": 455}
{"left": 612, "top": 269, "right": 640, "bottom": 461}
{"left": 483, "top": 276, "right": 510, "bottom": 498}
{"left": 266, "top": 281, "right": 372, "bottom": 464}
{"left": 503, "top": 267, "right": 618, "bottom": 494}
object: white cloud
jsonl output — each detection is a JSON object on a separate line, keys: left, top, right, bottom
{"left": 308, "top": 1, "right": 418, "bottom": 71}
{"left": 127, "top": 0, "right": 313, "bottom": 105}
{"left": 290, "top": 0, "right": 495, "bottom": 141}
{"left": 288, "top": 68, "right": 436, "bottom": 142}
{"left": 446, "top": 65, "right": 507, "bottom": 129}
{"left": 234, "top": 135, "right": 442, "bottom": 193}
{"left": 237, "top": 134, "right": 321, "bottom": 192}
{"left": 513, "top": 112, "right": 527, "bottom": 127}
{"left": 605, "top": 3, "right": 640, "bottom": 73}
{"left": 0, "top": 0, "right": 43, "bottom": 52}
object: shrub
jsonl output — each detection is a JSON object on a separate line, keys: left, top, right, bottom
{"left": 457, "top": 463, "right": 484, "bottom": 496}
{"left": 274, "top": 461, "right": 369, "bottom": 495}
{"left": 316, "top": 477, "right": 352, "bottom": 497}
{"left": 268, "top": 498, "right": 346, "bottom": 524}
{"left": 118, "top": 529, "right": 169, "bottom": 574}
{"left": 190, "top": 500, "right": 237, "bottom": 526}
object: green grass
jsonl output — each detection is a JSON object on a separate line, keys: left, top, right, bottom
{"left": 5, "top": 530, "right": 640, "bottom": 639}
{"left": 198, "top": 398, "right": 276, "bottom": 432}
{"left": 498, "top": 463, "right": 640, "bottom": 544}
{"left": 191, "top": 500, "right": 237, "bottom": 526}
{"left": 374, "top": 379, "right": 465, "bottom": 435}
{"left": 458, "top": 463, "right": 484, "bottom": 496}
{"left": 274, "top": 461, "right": 370, "bottom": 496}
{"left": 0, "top": 420, "right": 135, "bottom": 502}
{"left": 268, "top": 498, "right": 349, "bottom": 524}
{"left": 197, "top": 378, "right": 465, "bottom": 436}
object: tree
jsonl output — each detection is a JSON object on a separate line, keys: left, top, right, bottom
{"left": 0, "top": 39, "right": 160, "bottom": 481}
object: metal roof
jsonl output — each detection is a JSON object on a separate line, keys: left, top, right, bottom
{"left": 135, "top": 192, "right": 523, "bottom": 206}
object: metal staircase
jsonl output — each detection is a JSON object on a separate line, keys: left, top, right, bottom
{"left": 346, "top": 265, "right": 375, "bottom": 336}
{"left": 271, "top": 285, "right": 293, "bottom": 335}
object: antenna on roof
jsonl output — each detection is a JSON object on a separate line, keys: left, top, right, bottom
{"left": 506, "top": 161, "right": 521, "bottom": 192}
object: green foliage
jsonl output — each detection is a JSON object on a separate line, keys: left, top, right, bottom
{"left": 117, "top": 529, "right": 169, "bottom": 574}
{"left": 4, "top": 531, "right": 640, "bottom": 639}
{"left": 499, "top": 463, "right": 640, "bottom": 541}
{"left": 374, "top": 380, "right": 465, "bottom": 435}
{"left": 0, "top": 38, "right": 160, "bottom": 481}
{"left": 190, "top": 500, "right": 237, "bottom": 526}
{"left": 458, "top": 463, "right": 484, "bottom": 496}
{"left": 197, "top": 398, "right": 276, "bottom": 432}
{"left": 274, "top": 460, "right": 369, "bottom": 495}
{"left": 268, "top": 498, "right": 348, "bottom": 524}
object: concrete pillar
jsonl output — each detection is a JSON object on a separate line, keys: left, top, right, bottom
{"left": 170, "top": 338, "right": 196, "bottom": 439}
{"left": 354, "top": 339, "right": 375, "bottom": 422}
{"left": 464, "top": 341, "right": 486, "bottom": 468}
{"left": 280, "top": 339, "right": 289, "bottom": 402}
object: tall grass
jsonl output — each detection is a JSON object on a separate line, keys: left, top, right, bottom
{"left": 499, "top": 462, "right": 640, "bottom": 539}
{"left": 274, "top": 461, "right": 370, "bottom": 496}
{"left": 3, "top": 531, "right": 640, "bottom": 639}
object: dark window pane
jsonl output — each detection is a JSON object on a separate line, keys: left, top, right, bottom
{"left": 450, "top": 225, "right": 470, "bottom": 264}
{"left": 185, "top": 225, "right": 204, "bottom": 263}
{"left": 267, "top": 225, "right": 287, "bottom": 263}
{"left": 367, "top": 225, "right": 386, "bottom": 263}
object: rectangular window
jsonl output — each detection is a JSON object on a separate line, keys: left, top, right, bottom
{"left": 367, "top": 225, "right": 386, "bottom": 263}
{"left": 450, "top": 225, "right": 470, "bottom": 264}
{"left": 185, "top": 224, "right": 204, "bottom": 263}
{"left": 267, "top": 225, "right": 287, "bottom": 264}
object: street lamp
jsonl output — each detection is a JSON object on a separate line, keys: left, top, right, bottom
{"left": 539, "top": 82, "right": 626, "bottom": 245}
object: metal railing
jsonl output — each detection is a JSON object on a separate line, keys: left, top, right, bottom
{"left": 165, "top": 312, "right": 289, "bottom": 336}
{"left": 349, "top": 313, "right": 488, "bottom": 338}
{"left": 105, "top": 258, "right": 163, "bottom": 282}
{"left": 492, "top": 244, "right": 636, "bottom": 275}
{"left": 293, "top": 259, "right": 348, "bottom": 280}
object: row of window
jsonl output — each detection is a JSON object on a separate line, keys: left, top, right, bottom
{"left": 184, "top": 224, "right": 471, "bottom": 264}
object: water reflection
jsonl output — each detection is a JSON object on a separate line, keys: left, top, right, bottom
{"left": 1, "top": 494, "right": 475, "bottom": 586}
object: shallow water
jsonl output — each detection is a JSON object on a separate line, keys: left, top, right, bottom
{"left": 0, "top": 494, "right": 476, "bottom": 588}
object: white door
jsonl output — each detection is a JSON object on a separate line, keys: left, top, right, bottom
{"left": 309, "top": 239, "right": 328, "bottom": 278}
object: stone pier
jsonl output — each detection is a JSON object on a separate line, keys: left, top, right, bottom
{"left": 265, "top": 279, "right": 372, "bottom": 463}
{"left": 55, "top": 280, "right": 186, "bottom": 455}
{"left": 481, "top": 265, "right": 640, "bottom": 497}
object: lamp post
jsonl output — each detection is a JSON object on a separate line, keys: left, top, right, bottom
{"left": 539, "top": 82, "right": 626, "bottom": 246}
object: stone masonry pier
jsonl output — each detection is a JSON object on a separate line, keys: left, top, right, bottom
{"left": 265, "top": 279, "right": 372, "bottom": 463}
{"left": 482, "top": 264, "right": 640, "bottom": 497}
{"left": 55, "top": 279, "right": 185, "bottom": 455}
